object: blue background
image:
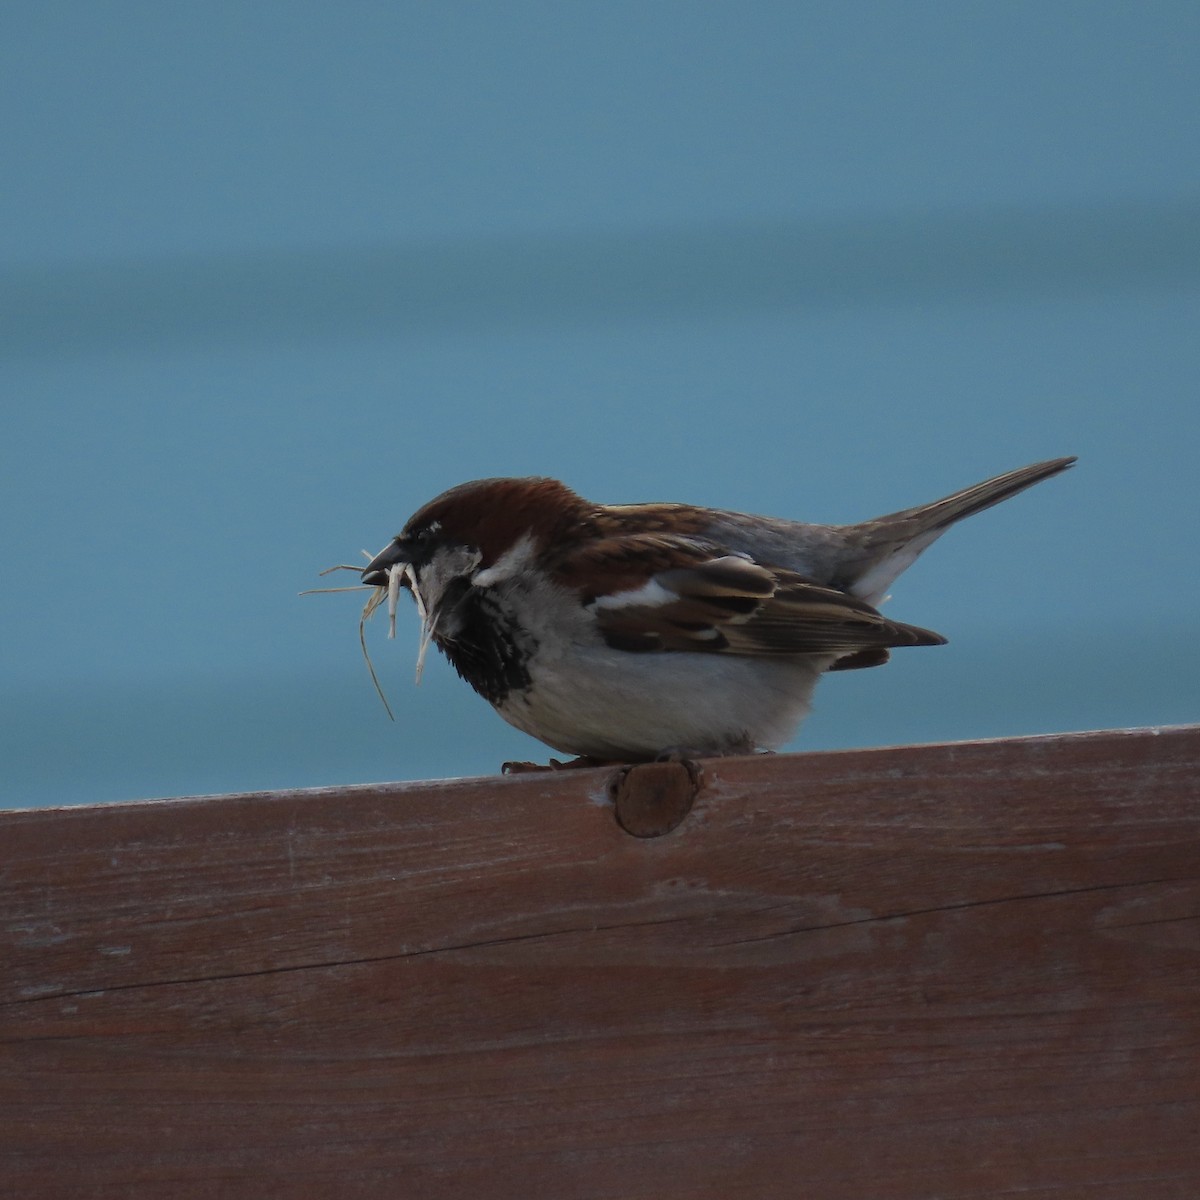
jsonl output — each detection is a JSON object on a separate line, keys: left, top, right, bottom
{"left": 3, "top": 3, "right": 1197, "bottom": 808}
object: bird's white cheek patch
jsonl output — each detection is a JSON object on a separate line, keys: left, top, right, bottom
{"left": 473, "top": 535, "right": 536, "bottom": 588}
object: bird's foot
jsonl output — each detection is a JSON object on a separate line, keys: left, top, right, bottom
{"left": 653, "top": 747, "right": 705, "bottom": 765}
{"left": 501, "top": 755, "right": 617, "bottom": 775}
{"left": 652, "top": 738, "right": 766, "bottom": 764}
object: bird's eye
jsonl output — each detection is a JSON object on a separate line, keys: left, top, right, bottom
{"left": 397, "top": 522, "right": 442, "bottom": 564}
{"left": 413, "top": 519, "right": 444, "bottom": 546}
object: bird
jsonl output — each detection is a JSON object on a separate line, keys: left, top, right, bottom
{"left": 359, "top": 457, "right": 1075, "bottom": 765}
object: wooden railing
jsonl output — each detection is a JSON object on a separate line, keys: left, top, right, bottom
{"left": 3, "top": 725, "right": 1198, "bottom": 1199}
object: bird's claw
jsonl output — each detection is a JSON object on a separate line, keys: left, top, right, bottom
{"left": 501, "top": 755, "right": 617, "bottom": 775}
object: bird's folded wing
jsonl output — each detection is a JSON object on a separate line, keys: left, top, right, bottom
{"left": 558, "top": 534, "right": 945, "bottom": 658}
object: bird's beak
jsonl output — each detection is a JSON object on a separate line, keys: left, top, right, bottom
{"left": 362, "top": 541, "right": 408, "bottom": 587}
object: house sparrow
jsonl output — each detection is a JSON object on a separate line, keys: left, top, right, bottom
{"left": 360, "top": 457, "right": 1075, "bottom": 763}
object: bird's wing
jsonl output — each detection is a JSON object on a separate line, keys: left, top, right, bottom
{"left": 555, "top": 534, "right": 945, "bottom": 660}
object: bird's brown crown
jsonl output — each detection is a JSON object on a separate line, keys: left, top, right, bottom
{"left": 400, "top": 476, "right": 593, "bottom": 567}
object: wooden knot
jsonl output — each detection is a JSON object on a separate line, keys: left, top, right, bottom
{"left": 608, "top": 760, "right": 703, "bottom": 838}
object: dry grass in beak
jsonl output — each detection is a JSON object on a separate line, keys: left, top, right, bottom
{"left": 358, "top": 585, "right": 396, "bottom": 722}
{"left": 300, "top": 553, "right": 436, "bottom": 720}
{"left": 301, "top": 557, "right": 397, "bottom": 721}
{"left": 386, "top": 560, "right": 403, "bottom": 637}
{"left": 402, "top": 564, "right": 436, "bottom": 685}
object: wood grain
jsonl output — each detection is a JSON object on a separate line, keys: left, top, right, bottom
{"left": 2, "top": 726, "right": 1198, "bottom": 1198}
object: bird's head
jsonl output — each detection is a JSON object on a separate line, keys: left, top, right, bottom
{"left": 360, "top": 477, "right": 590, "bottom": 653}
{"left": 363, "top": 475, "right": 588, "bottom": 585}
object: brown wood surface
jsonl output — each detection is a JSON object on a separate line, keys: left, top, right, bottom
{"left": 2, "top": 726, "right": 1199, "bottom": 1199}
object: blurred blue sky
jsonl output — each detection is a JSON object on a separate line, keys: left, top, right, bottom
{"left": 2, "top": 2, "right": 1197, "bottom": 808}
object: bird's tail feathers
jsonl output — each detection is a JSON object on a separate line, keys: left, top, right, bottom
{"left": 862, "top": 456, "right": 1077, "bottom": 540}
{"left": 840, "top": 456, "right": 1076, "bottom": 604}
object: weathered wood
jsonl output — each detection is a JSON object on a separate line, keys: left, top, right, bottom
{"left": 2, "top": 726, "right": 1198, "bottom": 1199}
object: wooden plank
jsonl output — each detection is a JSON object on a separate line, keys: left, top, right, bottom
{"left": 2, "top": 726, "right": 1198, "bottom": 1199}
